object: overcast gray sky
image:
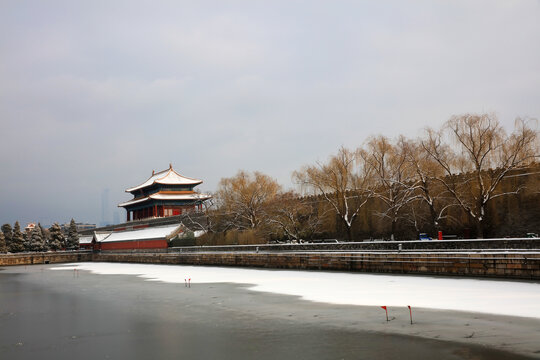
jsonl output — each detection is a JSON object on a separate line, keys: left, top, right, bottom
{"left": 1, "top": 0, "right": 539, "bottom": 226}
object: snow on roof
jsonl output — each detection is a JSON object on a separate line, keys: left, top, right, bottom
{"left": 94, "top": 232, "right": 112, "bottom": 242}
{"left": 193, "top": 230, "right": 206, "bottom": 238}
{"left": 79, "top": 235, "right": 93, "bottom": 244}
{"left": 118, "top": 197, "right": 151, "bottom": 207}
{"left": 150, "top": 193, "right": 211, "bottom": 201}
{"left": 126, "top": 165, "right": 202, "bottom": 193}
{"left": 99, "top": 224, "right": 182, "bottom": 243}
{"left": 118, "top": 192, "right": 211, "bottom": 208}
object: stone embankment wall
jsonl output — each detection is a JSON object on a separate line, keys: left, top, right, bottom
{"left": 0, "top": 251, "right": 93, "bottom": 266}
{"left": 169, "top": 238, "right": 540, "bottom": 253}
{"left": 98, "top": 238, "right": 539, "bottom": 254}
{"left": 93, "top": 251, "right": 540, "bottom": 280}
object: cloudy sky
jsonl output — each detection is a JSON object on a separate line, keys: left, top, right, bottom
{"left": 1, "top": 0, "right": 539, "bottom": 226}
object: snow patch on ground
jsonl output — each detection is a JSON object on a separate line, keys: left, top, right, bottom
{"left": 51, "top": 262, "right": 540, "bottom": 318}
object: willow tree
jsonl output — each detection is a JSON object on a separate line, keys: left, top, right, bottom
{"left": 361, "top": 136, "right": 418, "bottom": 240}
{"left": 216, "top": 170, "right": 281, "bottom": 230}
{"left": 293, "top": 147, "right": 373, "bottom": 241}
{"left": 265, "top": 192, "right": 321, "bottom": 241}
{"left": 404, "top": 137, "right": 456, "bottom": 232}
{"left": 423, "top": 114, "right": 539, "bottom": 238}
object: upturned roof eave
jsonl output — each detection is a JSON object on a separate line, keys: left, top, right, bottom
{"left": 118, "top": 192, "right": 212, "bottom": 208}
{"left": 125, "top": 166, "right": 203, "bottom": 193}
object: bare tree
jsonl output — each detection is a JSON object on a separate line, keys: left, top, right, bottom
{"left": 216, "top": 170, "right": 281, "bottom": 230}
{"left": 184, "top": 195, "right": 217, "bottom": 233}
{"left": 293, "top": 147, "right": 373, "bottom": 241}
{"left": 265, "top": 192, "right": 322, "bottom": 241}
{"left": 423, "top": 114, "right": 539, "bottom": 238}
{"left": 361, "top": 136, "right": 418, "bottom": 240}
{"left": 404, "top": 137, "right": 457, "bottom": 232}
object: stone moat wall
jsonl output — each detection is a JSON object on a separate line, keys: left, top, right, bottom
{"left": 168, "top": 238, "right": 540, "bottom": 252}
{"left": 92, "top": 251, "right": 540, "bottom": 280}
{"left": 0, "top": 251, "right": 93, "bottom": 266}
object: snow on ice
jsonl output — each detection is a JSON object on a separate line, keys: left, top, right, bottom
{"left": 51, "top": 262, "right": 540, "bottom": 318}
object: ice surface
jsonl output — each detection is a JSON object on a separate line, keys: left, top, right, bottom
{"left": 51, "top": 262, "right": 540, "bottom": 318}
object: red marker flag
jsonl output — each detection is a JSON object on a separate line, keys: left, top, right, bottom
{"left": 381, "top": 306, "right": 388, "bottom": 321}
{"left": 407, "top": 305, "right": 413, "bottom": 324}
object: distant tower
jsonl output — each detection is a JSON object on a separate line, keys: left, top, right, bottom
{"left": 119, "top": 165, "right": 211, "bottom": 222}
{"left": 101, "top": 188, "right": 110, "bottom": 226}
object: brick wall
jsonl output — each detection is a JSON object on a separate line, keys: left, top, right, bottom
{"left": 92, "top": 251, "right": 540, "bottom": 280}
{"left": 2, "top": 245, "right": 538, "bottom": 280}
{"left": 168, "top": 238, "right": 540, "bottom": 253}
{"left": 0, "top": 252, "right": 93, "bottom": 266}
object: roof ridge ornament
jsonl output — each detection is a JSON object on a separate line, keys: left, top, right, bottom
{"left": 152, "top": 170, "right": 155, "bottom": 175}
{"left": 169, "top": 163, "right": 173, "bottom": 170}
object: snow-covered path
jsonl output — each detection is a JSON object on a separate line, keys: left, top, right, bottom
{"left": 52, "top": 262, "right": 540, "bottom": 319}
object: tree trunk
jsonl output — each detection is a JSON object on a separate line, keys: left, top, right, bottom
{"left": 346, "top": 224, "right": 353, "bottom": 242}
{"left": 476, "top": 219, "right": 484, "bottom": 239}
{"left": 391, "top": 220, "right": 397, "bottom": 241}
{"left": 429, "top": 204, "right": 439, "bottom": 233}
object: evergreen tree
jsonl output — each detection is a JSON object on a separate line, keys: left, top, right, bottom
{"left": 1, "top": 223, "right": 13, "bottom": 250}
{"left": 23, "top": 229, "right": 32, "bottom": 251}
{"left": 29, "top": 226, "right": 48, "bottom": 252}
{"left": 48, "top": 223, "right": 65, "bottom": 251}
{"left": 66, "top": 219, "right": 79, "bottom": 250}
{"left": 0, "top": 232, "right": 7, "bottom": 253}
{"left": 39, "top": 223, "right": 50, "bottom": 245}
{"left": 10, "top": 221, "right": 25, "bottom": 253}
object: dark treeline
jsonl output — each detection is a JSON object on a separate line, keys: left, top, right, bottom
{"left": 193, "top": 113, "right": 539, "bottom": 245}
{"left": 0, "top": 219, "right": 79, "bottom": 254}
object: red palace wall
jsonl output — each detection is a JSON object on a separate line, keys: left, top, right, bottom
{"left": 100, "top": 239, "right": 168, "bottom": 251}
{"left": 130, "top": 204, "right": 201, "bottom": 221}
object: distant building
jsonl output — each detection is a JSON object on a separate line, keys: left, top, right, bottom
{"left": 78, "top": 235, "right": 93, "bottom": 250}
{"left": 24, "top": 223, "right": 36, "bottom": 233}
{"left": 118, "top": 164, "right": 211, "bottom": 222}
{"left": 76, "top": 223, "right": 97, "bottom": 232}
{"left": 60, "top": 222, "right": 97, "bottom": 234}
